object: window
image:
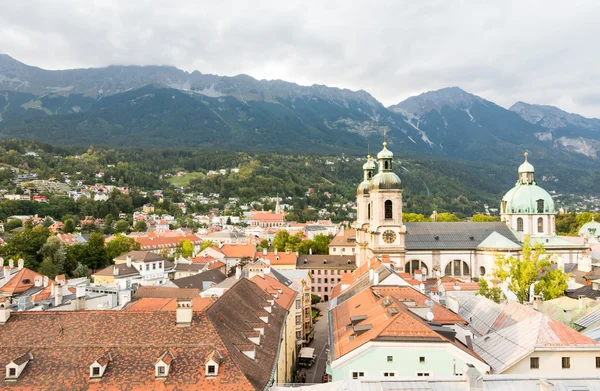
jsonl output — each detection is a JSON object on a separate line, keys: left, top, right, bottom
{"left": 317, "top": 278, "right": 321, "bottom": 283}
{"left": 311, "top": 278, "right": 315, "bottom": 283}
{"left": 296, "top": 331, "right": 302, "bottom": 339}
{"left": 530, "top": 357, "right": 539, "bottom": 369}
{"left": 384, "top": 161, "right": 389, "bottom": 170}
{"left": 562, "top": 357, "right": 570, "bottom": 369}
{"left": 537, "top": 199, "right": 544, "bottom": 213}
{"left": 537, "top": 217, "right": 544, "bottom": 233}
{"left": 417, "top": 373, "right": 430, "bottom": 377}
{"left": 384, "top": 200, "right": 393, "bottom": 219}
{"left": 383, "top": 372, "right": 395, "bottom": 377}
{"left": 405, "top": 260, "right": 427, "bottom": 275}
{"left": 352, "top": 372, "right": 365, "bottom": 379}
{"left": 337, "top": 270, "right": 341, "bottom": 275}
{"left": 22, "top": 279, "right": 31, "bottom": 284}
{"left": 324, "top": 270, "right": 328, "bottom": 275}
{"left": 333, "top": 248, "right": 337, "bottom": 252}
{"left": 324, "top": 278, "right": 328, "bottom": 283}
{"left": 445, "top": 260, "right": 469, "bottom": 276}
{"left": 342, "top": 248, "right": 346, "bottom": 253}
{"left": 159, "top": 262, "right": 162, "bottom": 268}
{"left": 596, "top": 357, "right": 600, "bottom": 368}
{"left": 296, "top": 315, "right": 301, "bottom": 325}
{"left": 9, "top": 368, "right": 16, "bottom": 377}
{"left": 207, "top": 365, "right": 216, "bottom": 374}
{"left": 296, "top": 299, "right": 301, "bottom": 310}
{"left": 317, "top": 287, "right": 321, "bottom": 292}
{"left": 153, "top": 263, "right": 156, "bottom": 270}
{"left": 368, "top": 203, "right": 371, "bottom": 219}
{"left": 479, "top": 266, "right": 486, "bottom": 276}
{"left": 311, "top": 287, "right": 315, "bottom": 292}
{"left": 338, "top": 278, "right": 341, "bottom": 283}
{"left": 158, "top": 366, "right": 166, "bottom": 375}
{"left": 387, "top": 356, "right": 393, "bottom": 362}
{"left": 311, "top": 270, "right": 315, "bottom": 274}
{"left": 517, "top": 217, "right": 524, "bottom": 232}
{"left": 318, "top": 270, "right": 321, "bottom": 275}
{"left": 324, "top": 287, "right": 328, "bottom": 292}
{"left": 419, "top": 356, "right": 425, "bottom": 364}
{"left": 146, "top": 264, "right": 150, "bottom": 271}
{"left": 92, "top": 366, "right": 100, "bottom": 376}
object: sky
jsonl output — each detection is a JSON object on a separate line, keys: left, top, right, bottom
{"left": 1, "top": 0, "right": 600, "bottom": 117}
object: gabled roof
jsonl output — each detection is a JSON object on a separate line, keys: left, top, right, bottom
{"left": 0, "top": 309, "right": 252, "bottom": 390}
{"left": 329, "top": 229, "right": 356, "bottom": 246}
{"left": 220, "top": 243, "right": 256, "bottom": 258}
{"left": 172, "top": 269, "right": 227, "bottom": 290}
{"left": 114, "top": 250, "right": 166, "bottom": 264}
{"left": 404, "top": 222, "right": 520, "bottom": 250}
{"left": 255, "top": 251, "right": 297, "bottom": 266}
{"left": 250, "top": 274, "right": 297, "bottom": 310}
{"left": 477, "top": 231, "right": 522, "bottom": 250}
{"left": 296, "top": 255, "right": 356, "bottom": 270}
{"left": 0, "top": 268, "right": 53, "bottom": 295}
{"left": 206, "top": 278, "right": 287, "bottom": 391}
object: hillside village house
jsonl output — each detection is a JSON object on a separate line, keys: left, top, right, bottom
{"left": 256, "top": 248, "right": 298, "bottom": 270}
{"left": 92, "top": 251, "right": 174, "bottom": 288}
{"left": 329, "top": 227, "right": 357, "bottom": 256}
{"left": 131, "top": 231, "right": 204, "bottom": 256}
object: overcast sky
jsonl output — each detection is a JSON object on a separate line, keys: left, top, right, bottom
{"left": 1, "top": 1, "right": 600, "bottom": 117}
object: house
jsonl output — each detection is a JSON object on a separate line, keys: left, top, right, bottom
{"left": 249, "top": 212, "right": 288, "bottom": 228}
{"left": 206, "top": 278, "right": 290, "bottom": 388}
{"left": 455, "top": 295, "right": 600, "bottom": 374}
{"left": 172, "top": 269, "right": 227, "bottom": 291}
{"left": 142, "top": 203, "right": 155, "bottom": 214}
{"left": 327, "top": 286, "right": 488, "bottom": 381}
{"left": 296, "top": 254, "right": 356, "bottom": 302}
{"left": 255, "top": 248, "right": 298, "bottom": 270}
{"left": 272, "top": 268, "right": 314, "bottom": 344}
{"left": 0, "top": 295, "right": 276, "bottom": 390}
{"left": 92, "top": 251, "right": 174, "bottom": 289}
{"left": 134, "top": 232, "right": 203, "bottom": 256}
{"left": 329, "top": 228, "right": 357, "bottom": 256}
{"left": 220, "top": 243, "right": 257, "bottom": 271}
{"left": 56, "top": 233, "right": 87, "bottom": 246}
{"left": 204, "top": 230, "right": 249, "bottom": 245}
{"left": 248, "top": 272, "right": 298, "bottom": 383}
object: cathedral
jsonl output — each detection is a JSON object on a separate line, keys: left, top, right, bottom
{"left": 354, "top": 143, "right": 589, "bottom": 281}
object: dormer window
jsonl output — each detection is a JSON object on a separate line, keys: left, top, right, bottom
{"left": 90, "top": 352, "right": 111, "bottom": 380}
{"left": 205, "top": 349, "right": 223, "bottom": 377}
{"left": 155, "top": 350, "right": 174, "bottom": 380}
{"left": 5, "top": 352, "right": 33, "bottom": 382}
{"left": 207, "top": 365, "right": 216, "bottom": 375}
{"left": 537, "top": 199, "right": 544, "bottom": 213}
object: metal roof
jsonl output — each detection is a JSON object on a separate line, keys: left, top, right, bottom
{"left": 404, "top": 222, "right": 520, "bottom": 251}
{"left": 575, "top": 307, "right": 600, "bottom": 329}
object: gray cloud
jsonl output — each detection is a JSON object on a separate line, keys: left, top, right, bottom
{"left": 1, "top": 0, "right": 599, "bottom": 116}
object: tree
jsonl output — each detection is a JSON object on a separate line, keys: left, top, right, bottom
{"left": 179, "top": 239, "right": 194, "bottom": 258}
{"left": 72, "top": 262, "right": 90, "bottom": 278}
{"left": 5, "top": 219, "right": 22, "bottom": 231}
{"left": 38, "top": 257, "right": 59, "bottom": 279}
{"left": 403, "top": 213, "right": 429, "bottom": 222}
{"left": 492, "top": 236, "right": 568, "bottom": 303}
{"left": 114, "top": 220, "right": 130, "bottom": 233}
{"left": 0, "top": 225, "right": 50, "bottom": 270}
{"left": 199, "top": 240, "right": 212, "bottom": 252}
{"left": 106, "top": 234, "right": 141, "bottom": 261}
{"left": 311, "top": 294, "right": 321, "bottom": 305}
{"left": 435, "top": 212, "right": 462, "bottom": 222}
{"left": 477, "top": 278, "right": 505, "bottom": 303}
{"left": 103, "top": 214, "right": 114, "bottom": 234}
{"left": 84, "top": 232, "right": 108, "bottom": 270}
{"left": 259, "top": 239, "right": 270, "bottom": 250}
{"left": 471, "top": 214, "right": 500, "bottom": 222}
{"left": 63, "top": 218, "right": 76, "bottom": 234}
{"left": 226, "top": 216, "right": 232, "bottom": 225}
{"left": 134, "top": 220, "right": 148, "bottom": 232}
{"left": 38, "top": 236, "right": 66, "bottom": 275}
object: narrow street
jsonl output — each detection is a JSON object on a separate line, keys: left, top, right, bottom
{"left": 302, "top": 302, "right": 330, "bottom": 384}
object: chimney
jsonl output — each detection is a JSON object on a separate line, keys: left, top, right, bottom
{"left": 285, "top": 248, "right": 291, "bottom": 255}
{"left": 113, "top": 266, "right": 119, "bottom": 276}
{"left": 17, "top": 259, "right": 24, "bottom": 270}
{"left": 274, "top": 249, "right": 278, "bottom": 256}
{"left": 296, "top": 251, "right": 299, "bottom": 256}
{"left": 0, "top": 298, "right": 10, "bottom": 324}
{"left": 532, "top": 295, "right": 543, "bottom": 311}
{"left": 369, "top": 268, "right": 374, "bottom": 282}
{"left": 309, "top": 248, "right": 312, "bottom": 255}
{"left": 235, "top": 267, "right": 242, "bottom": 280}
{"left": 75, "top": 286, "right": 86, "bottom": 310}
{"left": 263, "top": 248, "right": 267, "bottom": 256}
{"left": 579, "top": 295, "right": 587, "bottom": 310}
{"left": 176, "top": 299, "right": 193, "bottom": 327}
{"left": 54, "top": 285, "right": 63, "bottom": 307}
{"left": 43, "top": 276, "right": 49, "bottom": 288}
{"left": 126, "top": 256, "right": 132, "bottom": 267}
{"left": 8, "top": 259, "right": 13, "bottom": 269}
{"left": 465, "top": 364, "right": 481, "bottom": 390}
{"left": 3, "top": 267, "right": 9, "bottom": 281}
{"left": 373, "top": 270, "right": 380, "bottom": 285}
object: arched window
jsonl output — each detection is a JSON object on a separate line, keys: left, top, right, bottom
{"left": 384, "top": 200, "right": 393, "bottom": 219}
{"left": 479, "top": 266, "right": 486, "bottom": 276}
{"left": 367, "top": 203, "right": 371, "bottom": 220}
{"left": 517, "top": 217, "right": 524, "bottom": 232}
{"left": 405, "top": 260, "right": 427, "bottom": 275}
{"left": 367, "top": 171, "right": 372, "bottom": 179}
{"left": 501, "top": 200, "right": 507, "bottom": 214}
{"left": 384, "top": 161, "right": 389, "bottom": 170}
{"left": 537, "top": 199, "right": 544, "bottom": 213}
{"left": 444, "top": 260, "right": 470, "bottom": 276}
{"left": 537, "top": 217, "right": 543, "bottom": 233}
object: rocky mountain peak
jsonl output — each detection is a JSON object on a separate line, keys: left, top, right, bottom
{"left": 387, "top": 86, "right": 486, "bottom": 117}
{"left": 510, "top": 101, "right": 600, "bottom": 131}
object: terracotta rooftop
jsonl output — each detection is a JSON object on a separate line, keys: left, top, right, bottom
{"left": 329, "top": 228, "right": 356, "bottom": 246}
{"left": 441, "top": 282, "right": 481, "bottom": 291}
{"left": 220, "top": 243, "right": 256, "bottom": 258}
{"left": 206, "top": 278, "right": 287, "bottom": 390}
{"left": 255, "top": 250, "right": 297, "bottom": 266}
{"left": 250, "top": 274, "right": 297, "bottom": 310}
{"left": 132, "top": 286, "right": 202, "bottom": 299}
{"left": 0, "top": 268, "right": 54, "bottom": 296}
{"left": 134, "top": 232, "right": 202, "bottom": 250}
{"left": 125, "top": 297, "right": 213, "bottom": 311}
{"left": 0, "top": 309, "right": 253, "bottom": 390}
{"left": 114, "top": 250, "right": 166, "bottom": 264}
{"left": 250, "top": 212, "right": 285, "bottom": 222}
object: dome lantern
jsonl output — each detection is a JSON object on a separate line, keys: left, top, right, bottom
{"left": 518, "top": 152, "right": 535, "bottom": 185}
{"left": 357, "top": 155, "right": 376, "bottom": 195}
{"left": 370, "top": 142, "right": 402, "bottom": 191}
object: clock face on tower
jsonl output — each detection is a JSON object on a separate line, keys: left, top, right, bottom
{"left": 382, "top": 230, "right": 397, "bottom": 244}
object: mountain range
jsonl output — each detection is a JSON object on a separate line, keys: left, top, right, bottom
{"left": 0, "top": 54, "right": 599, "bottom": 170}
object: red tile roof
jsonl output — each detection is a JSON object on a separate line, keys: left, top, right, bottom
{"left": 134, "top": 232, "right": 202, "bottom": 250}
{"left": 255, "top": 250, "right": 297, "bottom": 266}
{"left": 250, "top": 212, "right": 285, "bottom": 222}
{"left": 250, "top": 274, "right": 297, "bottom": 310}
{"left": 220, "top": 243, "right": 256, "bottom": 258}
{"left": 126, "top": 297, "right": 213, "bottom": 311}
{"left": 0, "top": 268, "right": 53, "bottom": 295}
{"left": 441, "top": 282, "right": 481, "bottom": 291}
{"left": 0, "top": 310, "right": 254, "bottom": 390}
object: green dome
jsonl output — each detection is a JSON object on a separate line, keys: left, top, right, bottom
{"left": 579, "top": 220, "right": 600, "bottom": 237}
{"left": 502, "top": 183, "right": 555, "bottom": 214}
{"left": 357, "top": 181, "right": 371, "bottom": 195}
{"left": 377, "top": 143, "right": 393, "bottom": 160}
{"left": 370, "top": 172, "right": 401, "bottom": 191}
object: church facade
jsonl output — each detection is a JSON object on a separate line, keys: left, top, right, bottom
{"left": 354, "top": 144, "right": 589, "bottom": 281}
